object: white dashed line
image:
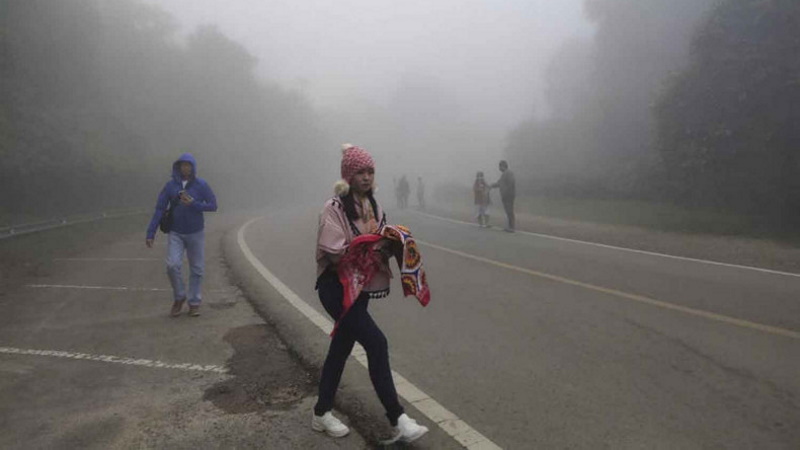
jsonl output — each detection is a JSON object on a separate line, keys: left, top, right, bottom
{"left": 26, "top": 284, "right": 170, "bottom": 292}
{"left": 53, "top": 258, "right": 159, "bottom": 261}
{"left": 0, "top": 346, "right": 228, "bottom": 374}
{"left": 237, "top": 217, "right": 502, "bottom": 450}
{"left": 25, "top": 284, "right": 232, "bottom": 295}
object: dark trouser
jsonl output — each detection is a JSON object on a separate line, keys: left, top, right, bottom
{"left": 314, "top": 272, "right": 404, "bottom": 426}
{"left": 502, "top": 196, "right": 515, "bottom": 230}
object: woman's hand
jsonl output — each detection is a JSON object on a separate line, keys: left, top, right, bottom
{"left": 374, "top": 239, "right": 397, "bottom": 262}
{"left": 379, "top": 246, "right": 394, "bottom": 261}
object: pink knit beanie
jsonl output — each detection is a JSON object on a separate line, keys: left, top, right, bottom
{"left": 335, "top": 143, "right": 375, "bottom": 196}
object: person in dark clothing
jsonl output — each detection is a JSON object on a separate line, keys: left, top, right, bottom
{"left": 145, "top": 153, "right": 218, "bottom": 317}
{"left": 491, "top": 160, "right": 515, "bottom": 232}
{"left": 416, "top": 176, "right": 425, "bottom": 210}
{"left": 397, "top": 175, "right": 410, "bottom": 209}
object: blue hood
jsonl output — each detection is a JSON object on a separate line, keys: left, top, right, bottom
{"left": 172, "top": 153, "right": 197, "bottom": 183}
{"left": 146, "top": 151, "right": 217, "bottom": 239}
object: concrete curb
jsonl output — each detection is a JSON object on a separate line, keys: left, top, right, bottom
{"left": 221, "top": 217, "right": 460, "bottom": 449}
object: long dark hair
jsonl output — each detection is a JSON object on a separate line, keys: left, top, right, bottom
{"left": 340, "top": 189, "right": 378, "bottom": 222}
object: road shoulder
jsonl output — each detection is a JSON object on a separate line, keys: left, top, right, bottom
{"left": 0, "top": 214, "right": 367, "bottom": 449}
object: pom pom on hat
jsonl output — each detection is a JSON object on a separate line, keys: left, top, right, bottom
{"left": 333, "top": 179, "right": 350, "bottom": 196}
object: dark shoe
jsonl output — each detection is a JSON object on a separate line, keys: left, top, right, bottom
{"left": 170, "top": 299, "right": 185, "bottom": 317}
{"left": 188, "top": 305, "right": 201, "bottom": 317}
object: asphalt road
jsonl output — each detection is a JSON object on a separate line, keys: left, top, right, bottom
{"left": 0, "top": 214, "right": 367, "bottom": 449}
{"left": 241, "top": 205, "right": 800, "bottom": 449}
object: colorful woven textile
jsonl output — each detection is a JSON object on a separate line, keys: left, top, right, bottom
{"left": 333, "top": 224, "right": 430, "bottom": 336}
{"left": 380, "top": 225, "right": 430, "bottom": 307}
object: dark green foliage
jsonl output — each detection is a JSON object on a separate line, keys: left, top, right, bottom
{"left": 654, "top": 0, "right": 800, "bottom": 225}
{"left": 506, "top": 0, "right": 716, "bottom": 200}
{"left": 0, "top": 0, "right": 326, "bottom": 220}
{"left": 506, "top": 0, "right": 799, "bottom": 230}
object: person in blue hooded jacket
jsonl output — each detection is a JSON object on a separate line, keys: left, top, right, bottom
{"left": 146, "top": 153, "right": 218, "bottom": 317}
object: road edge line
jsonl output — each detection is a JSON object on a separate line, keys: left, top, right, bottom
{"left": 410, "top": 210, "right": 800, "bottom": 279}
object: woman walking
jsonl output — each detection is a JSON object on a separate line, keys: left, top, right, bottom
{"left": 473, "top": 171, "right": 491, "bottom": 227}
{"left": 312, "top": 144, "right": 429, "bottom": 444}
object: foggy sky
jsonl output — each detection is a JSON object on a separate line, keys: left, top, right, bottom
{"left": 145, "top": 0, "right": 593, "bottom": 133}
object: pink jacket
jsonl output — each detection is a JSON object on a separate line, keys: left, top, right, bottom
{"left": 316, "top": 196, "right": 391, "bottom": 293}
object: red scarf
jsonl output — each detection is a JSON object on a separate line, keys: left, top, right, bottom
{"left": 333, "top": 225, "right": 430, "bottom": 336}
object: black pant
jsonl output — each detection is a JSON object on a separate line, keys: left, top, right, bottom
{"left": 314, "top": 272, "right": 404, "bottom": 425}
{"left": 502, "top": 196, "right": 515, "bottom": 230}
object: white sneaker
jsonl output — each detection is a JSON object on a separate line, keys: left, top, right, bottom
{"left": 311, "top": 411, "right": 350, "bottom": 438}
{"left": 390, "top": 413, "right": 429, "bottom": 443}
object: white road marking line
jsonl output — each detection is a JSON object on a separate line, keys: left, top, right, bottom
{"left": 26, "top": 284, "right": 170, "bottom": 292}
{"left": 53, "top": 258, "right": 159, "bottom": 261}
{"left": 411, "top": 210, "right": 800, "bottom": 279}
{"left": 0, "top": 346, "right": 228, "bottom": 373}
{"left": 418, "top": 239, "right": 800, "bottom": 340}
{"left": 237, "top": 217, "right": 501, "bottom": 450}
{"left": 26, "top": 284, "right": 231, "bottom": 295}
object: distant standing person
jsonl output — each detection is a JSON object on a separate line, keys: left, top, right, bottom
{"left": 398, "top": 175, "right": 410, "bottom": 209}
{"left": 416, "top": 176, "right": 425, "bottom": 210}
{"left": 393, "top": 177, "right": 401, "bottom": 209}
{"left": 491, "top": 160, "right": 515, "bottom": 232}
{"left": 146, "top": 153, "right": 218, "bottom": 317}
{"left": 473, "top": 171, "right": 491, "bottom": 227}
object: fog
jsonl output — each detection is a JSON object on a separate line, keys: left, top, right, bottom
{"left": 4, "top": 3, "right": 800, "bottom": 447}
{"left": 146, "top": 0, "right": 591, "bottom": 125}
{"left": 2, "top": 0, "right": 798, "bottom": 231}
{"left": 144, "top": 0, "right": 593, "bottom": 188}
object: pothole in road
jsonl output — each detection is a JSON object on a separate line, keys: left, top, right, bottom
{"left": 204, "top": 324, "right": 315, "bottom": 414}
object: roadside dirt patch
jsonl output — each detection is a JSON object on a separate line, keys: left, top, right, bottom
{"left": 204, "top": 325, "right": 315, "bottom": 414}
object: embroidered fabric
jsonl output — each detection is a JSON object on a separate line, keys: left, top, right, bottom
{"left": 331, "top": 224, "right": 430, "bottom": 336}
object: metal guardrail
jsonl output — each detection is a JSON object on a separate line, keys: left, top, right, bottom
{"left": 0, "top": 208, "right": 147, "bottom": 240}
